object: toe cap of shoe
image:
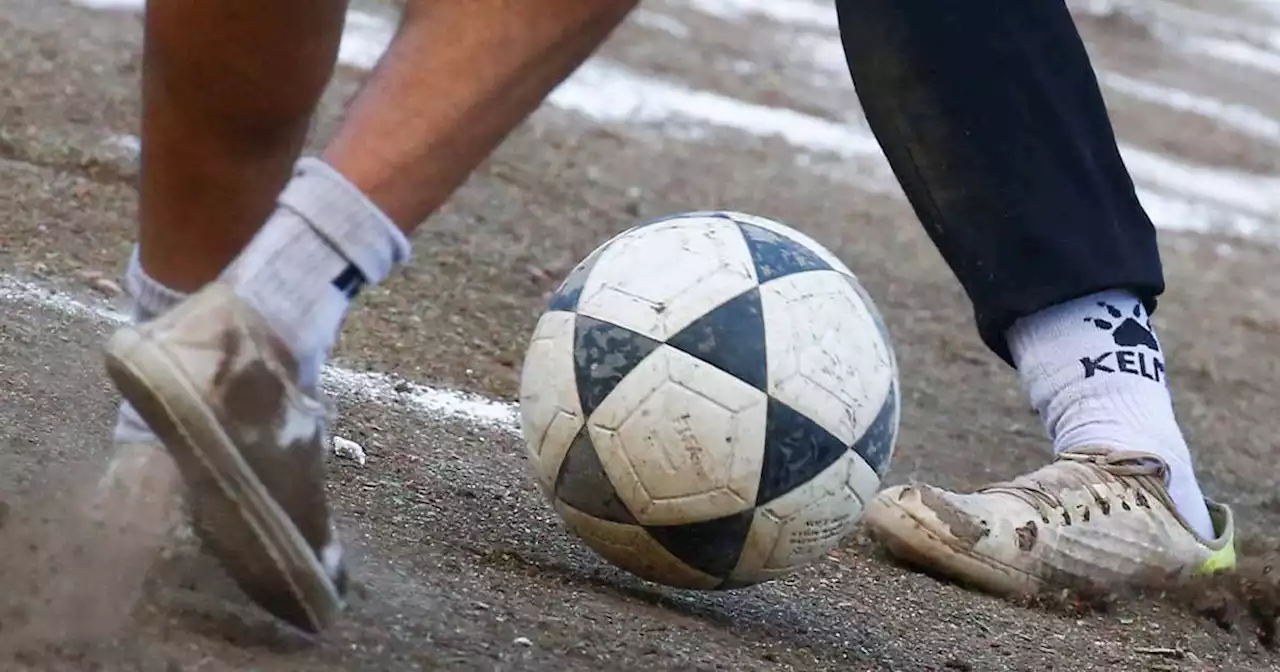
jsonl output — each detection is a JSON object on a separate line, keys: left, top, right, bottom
{"left": 864, "top": 483, "right": 993, "bottom": 550}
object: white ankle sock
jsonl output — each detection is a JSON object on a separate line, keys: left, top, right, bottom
{"left": 1007, "top": 289, "right": 1216, "bottom": 540}
{"left": 223, "top": 157, "right": 411, "bottom": 390}
{"left": 114, "top": 247, "right": 189, "bottom": 444}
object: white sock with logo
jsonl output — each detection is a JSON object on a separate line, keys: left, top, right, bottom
{"left": 223, "top": 157, "right": 411, "bottom": 391}
{"left": 115, "top": 247, "right": 189, "bottom": 444}
{"left": 1007, "top": 289, "right": 1215, "bottom": 540}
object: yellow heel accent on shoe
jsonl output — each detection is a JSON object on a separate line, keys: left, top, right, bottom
{"left": 1196, "top": 501, "right": 1236, "bottom": 574}
{"left": 1197, "top": 542, "right": 1237, "bottom": 574}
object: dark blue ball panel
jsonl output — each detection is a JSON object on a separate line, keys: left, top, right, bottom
{"left": 755, "top": 399, "right": 851, "bottom": 506}
{"left": 852, "top": 382, "right": 898, "bottom": 477}
{"left": 735, "top": 220, "right": 832, "bottom": 283}
{"left": 644, "top": 509, "right": 755, "bottom": 579}
{"left": 554, "top": 425, "right": 637, "bottom": 525}
{"left": 665, "top": 287, "right": 768, "bottom": 392}
{"left": 573, "top": 315, "right": 661, "bottom": 419}
{"left": 548, "top": 244, "right": 608, "bottom": 313}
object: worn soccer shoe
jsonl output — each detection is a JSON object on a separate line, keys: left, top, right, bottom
{"left": 863, "top": 446, "right": 1236, "bottom": 597}
{"left": 102, "top": 282, "right": 347, "bottom": 633}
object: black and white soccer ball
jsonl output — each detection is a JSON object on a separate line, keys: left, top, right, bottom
{"left": 518, "top": 211, "right": 899, "bottom": 590}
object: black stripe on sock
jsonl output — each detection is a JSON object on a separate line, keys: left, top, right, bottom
{"left": 332, "top": 263, "right": 367, "bottom": 299}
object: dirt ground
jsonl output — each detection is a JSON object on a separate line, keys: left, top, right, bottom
{"left": 3, "top": 0, "right": 1280, "bottom": 669}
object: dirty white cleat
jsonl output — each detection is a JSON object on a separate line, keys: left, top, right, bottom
{"left": 102, "top": 281, "right": 348, "bottom": 633}
{"left": 863, "top": 446, "right": 1236, "bottom": 597}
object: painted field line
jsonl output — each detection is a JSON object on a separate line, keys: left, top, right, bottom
{"left": 0, "top": 273, "right": 523, "bottom": 434}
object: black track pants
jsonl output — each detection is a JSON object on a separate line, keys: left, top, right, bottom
{"left": 835, "top": 0, "right": 1164, "bottom": 364}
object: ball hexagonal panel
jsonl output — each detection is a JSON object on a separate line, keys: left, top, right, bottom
{"left": 588, "top": 346, "right": 768, "bottom": 526}
{"left": 575, "top": 215, "right": 758, "bottom": 341}
{"left": 729, "top": 451, "right": 878, "bottom": 585}
{"left": 518, "top": 310, "right": 585, "bottom": 494}
{"left": 760, "top": 270, "right": 896, "bottom": 460}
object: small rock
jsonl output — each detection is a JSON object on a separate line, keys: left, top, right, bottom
{"left": 526, "top": 265, "right": 553, "bottom": 283}
{"left": 513, "top": 636, "right": 532, "bottom": 647}
{"left": 332, "top": 436, "right": 367, "bottom": 466}
{"left": 90, "top": 278, "right": 122, "bottom": 297}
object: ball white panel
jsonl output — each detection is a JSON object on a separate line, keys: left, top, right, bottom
{"left": 575, "top": 215, "right": 759, "bottom": 341}
{"left": 730, "top": 451, "right": 876, "bottom": 583}
{"left": 517, "top": 310, "right": 583, "bottom": 494}
{"left": 588, "top": 346, "right": 768, "bottom": 526}
{"left": 760, "top": 270, "right": 896, "bottom": 446}
{"left": 555, "top": 500, "right": 722, "bottom": 590}
{"left": 722, "top": 211, "right": 856, "bottom": 277}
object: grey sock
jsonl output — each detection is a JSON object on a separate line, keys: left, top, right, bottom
{"left": 222, "top": 157, "right": 411, "bottom": 389}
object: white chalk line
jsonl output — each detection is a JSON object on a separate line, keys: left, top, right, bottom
{"left": 1185, "top": 36, "right": 1280, "bottom": 75}
{"left": 0, "top": 273, "right": 523, "bottom": 434}
{"left": 1099, "top": 72, "right": 1280, "bottom": 144}
{"left": 795, "top": 26, "right": 1280, "bottom": 146}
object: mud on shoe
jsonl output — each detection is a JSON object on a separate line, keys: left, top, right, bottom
{"left": 102, "top": 281, "right": 348, "bottom": 633}
{"left": 863, "top": 446, "right": 1236, "bottom": 598}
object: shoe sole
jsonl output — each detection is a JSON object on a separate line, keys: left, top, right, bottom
{"left": 104, "top": 326, "right": 341, "bottom": 634}
{"left": 864, "top": 495, "right": 1037, "bottom": 598}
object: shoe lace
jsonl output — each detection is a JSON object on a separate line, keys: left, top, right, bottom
{"left": 977, "top": 446, "right": 1169, "bottom": 524}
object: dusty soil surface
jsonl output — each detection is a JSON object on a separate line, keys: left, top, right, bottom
{"left": 3, "top": 0, "right": 1280, "bottom": 669}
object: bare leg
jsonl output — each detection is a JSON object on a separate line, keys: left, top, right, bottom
{"left": 130, "top": 0, "right": 638, "bottom": 388}
{"left": 323, "top": 0, "right": 638, "bottom": 232}
{"left": 139, "top": 0, "right": 637, "bottom": 290}
{"left": 136, "top": 0, "right": 350, "bottom": 292}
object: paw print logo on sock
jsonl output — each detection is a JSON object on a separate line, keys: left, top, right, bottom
{"left": 1084, "top": 302, "right": 1159, "bottom": 351}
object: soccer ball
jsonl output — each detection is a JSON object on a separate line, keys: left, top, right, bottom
{"left": 517, "top": 211, "right": 899, "bottom": 590}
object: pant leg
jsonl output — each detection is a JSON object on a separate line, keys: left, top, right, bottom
{"left": 834, "top": 0, "right": 1164, "bottom": 365}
